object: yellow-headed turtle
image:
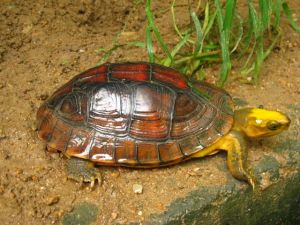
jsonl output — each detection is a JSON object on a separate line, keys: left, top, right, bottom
{"left": 37, "top": 62, "right": 290, "bottom": 188}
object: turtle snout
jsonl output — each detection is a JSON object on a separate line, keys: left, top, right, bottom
{"left": 284, "top": 116, "right": 291, "bottom": 128}
{"left": 279, "top": 114, "right": 291, "bottom": 130}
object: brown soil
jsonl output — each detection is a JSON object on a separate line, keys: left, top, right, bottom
{"left": 0, "top": 1, "right": 299, "bottom": 225}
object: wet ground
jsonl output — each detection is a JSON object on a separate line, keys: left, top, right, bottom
{"left": 0, "top": 1, "right": 299, "bottom": 225}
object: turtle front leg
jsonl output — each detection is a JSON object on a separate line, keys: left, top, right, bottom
{"left": 66, "top": 157, "right": 102, "bottom": 188}
{"left": 219, "top": 131, "right": 257, "bottom": 189}
{"left": 192, "top": 130, "right": 257, "bottom": 189}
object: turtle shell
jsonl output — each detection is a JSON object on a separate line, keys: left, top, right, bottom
{"left": 37, "top": 62, "right": 234, "bottom": 167}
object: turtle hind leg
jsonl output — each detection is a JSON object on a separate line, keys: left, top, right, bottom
{"left": 66, "top": 157, "right": 102, "bottom": 188}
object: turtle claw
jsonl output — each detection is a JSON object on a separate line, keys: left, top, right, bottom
{"left": 89, "top": 175, "right": 102, "bottom": 188}
{"left": 245, "top": 168, "right": 258, "bottom": 190}
{"left": 66, "top": 157, "right": 102, "bottom": 187}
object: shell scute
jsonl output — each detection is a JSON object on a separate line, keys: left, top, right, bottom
{"left": 89, "top": 135, "right": 115, "bottom": 163}
{"left": 178, "top": 135, "right": 201, "bottom": 156}
{"left": 65, "top": 128, "right": 94, "bottom": 159}
{"left": 137, "top": 143, "right": 160, "bottom": 165}
{"left": 152, "top": 65, "right": 189, "bottom": 89}
{"left": 129, "top": 83, "right": 175, "bottom": 140}
{"left": 115, "top": 140, "right": 137, "bottom": 165}
{"left": 46, "top": 120, "right": 72, "bottom": 152}
{"left": 110, "top": 62, "right": 150, "bottom": 81}
{"left": 158, "top": 142, "right": 183, "bottom": 162}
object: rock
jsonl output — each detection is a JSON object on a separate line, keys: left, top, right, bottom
{"left": 133, "top": 184, "right": 143, "bottom": 194}
{"left": 111, "top": 212, "right": 118, "bottom": 219}
{"left": 46, "top": 196, "right": 60, "bottom": 206}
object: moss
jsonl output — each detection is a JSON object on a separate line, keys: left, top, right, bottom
{"left": 63, "top": 202, "right": 98, "bottom": 225}
{"left": 254, "top": 155, "right": 280, "bottom": 182}
{"left": 286, "top": 104, "right": 300, "bottom": 112}
{"left": 137, "top": 174, "right": 300, "bottom": 225}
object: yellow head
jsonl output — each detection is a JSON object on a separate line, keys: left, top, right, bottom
{"left": 234, "top": 108, "right": 291, "bottom": 138}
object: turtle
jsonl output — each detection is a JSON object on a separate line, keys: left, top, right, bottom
{"left": 37, "top": 62, "right": 290, "bottom": 188}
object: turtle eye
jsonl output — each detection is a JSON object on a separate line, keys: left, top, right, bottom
{"left": 60, "top": 96, "right": 78, "bottom": 114}
{"left": 267, "top": 120, "right": 281, "bottom": 130}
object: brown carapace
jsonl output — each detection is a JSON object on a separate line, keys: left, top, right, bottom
{"left": 37, "top": 62, "right": 234, "bottom": 168}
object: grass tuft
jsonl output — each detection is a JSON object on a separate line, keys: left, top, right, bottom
{"left": 98, "top": 0, "right": 299, "bottom": 86}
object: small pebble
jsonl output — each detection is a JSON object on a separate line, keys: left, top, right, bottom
{"left": 38, "top": 94, "right": 49, "bottom": 100}
{"left": 193, "top": 167, "right": 200, "bottom": 172}
{"left": 111, "top": 212, "right": 118, "bottom": 219}
{"left": 132, "top": 184, "right": 143, "bottom": 194}
{"left": 111, "top": 171, "right": 120, "bottom": 178}
{"left": 46, "top": 196, "right": 60, "bottom": 205}
{"left": 137, "top": 211, "right": 143, "bottom": 216}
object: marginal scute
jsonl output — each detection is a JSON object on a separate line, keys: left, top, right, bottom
{"left": 137, "top": 143, "right": 160, "bottom": 165}
{"left": 89, "top": 134, "right": 115, "bottom": 163}
{"left": 178, "top": 136, "right": 201, "bottom": 156}
{"left": 115, "top": 140, "right": 137, "bottom": 164}
{"left": 158, "top": 142, "right": 182, "bottom": 162}
{"left": 46, "top": 120, "right": 72, "bottom": 152}
{"left": 196, "top": 127, "right": 221, "bottom": 148}
{"left": 66, "top": 128, "right": 94, "bottom": 159}
{"left": 38, "top": 116, "right": 55, "bottom": 141}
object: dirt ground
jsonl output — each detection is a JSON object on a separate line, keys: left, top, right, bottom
{"left": 0, "top": 1, "right": 299, "bottom": 225}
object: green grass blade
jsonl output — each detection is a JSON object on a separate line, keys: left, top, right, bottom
{"left": 171, "top": 0, "right": 193, "bottom": 46}
{"left": 273, "top": 0, "right": 282, "bottom": 30}
{"left": 231, "top": 12, "right": 243, "bottom": 53}
{"left": 259, "top": 0, "right": 271, "bottom": 30}
{"left": 241, "top": 39, "right": 256, "bottom": 75}
{"left": 146, "top": 0, "right": 172, "bottom": 62}
{"left": 215, "top": 0, "right": 231, "bottom": 86}
{"left": 282, "top": 2, "right": 300, "bottom": 33}
{"left": 223, "top": 0, "right": 236, "bottom": 31}
{"left": 191, "top": 11, "right": 203, "bottom": 55}
{"left": 204, "top": 8, "right": 217, "bottom": 37}
{"left": 263, "top": 30, "right": 281, "bottom": 60}
{"left": 248, "top": 1, "right": 261, "bottom": 38}
{"left": 248, "top": 0, "right": 264, "bottom": 82}
{"left": 162, "top": 32, "right": 191, "bottom": 66}
{"left": 174, "top": 50, "right": 220, "bottom": 65}
{"left": 171, "top": 0, "right": 184, "bottom": 40}
{"left": 146, "top": 27, "right": 155, "bottom": 63}
{"left": 238, "top": 4, "right": 254, "bottom": 58}
{"left": 202, "top": 3, "right": 210, "bottom": 32}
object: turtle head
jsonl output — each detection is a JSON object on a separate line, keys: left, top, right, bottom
{"left": 234, "top": 108, "right": 291, "bottom": 138}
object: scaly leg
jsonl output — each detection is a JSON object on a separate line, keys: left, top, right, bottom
{"left": 66, "top": 157, "right": 102, "bottom": 188}
{"left": 192, "top": 130, "right": 257, "bottom": 189}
